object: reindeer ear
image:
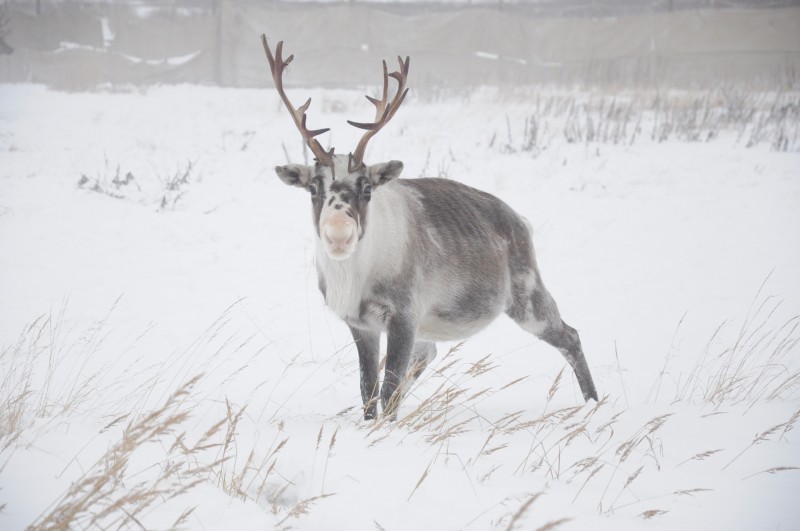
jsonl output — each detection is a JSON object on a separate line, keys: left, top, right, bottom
{"left": 367, "top": 160, "right": 403, "bottom": 187}
{"left": 275, "top": 164, "right": 313, "bottom": 188}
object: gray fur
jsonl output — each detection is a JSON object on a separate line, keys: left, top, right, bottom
{"left": 276, "top": 154, "right": 598, "bottom": 420}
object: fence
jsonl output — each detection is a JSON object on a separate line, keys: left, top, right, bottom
{"left": 1, "top": 0, "right": 799, "bottom": 89}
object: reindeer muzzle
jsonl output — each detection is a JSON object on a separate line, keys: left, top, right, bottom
{"left": 322, "top": 212, "right": 357, "bottom": 259}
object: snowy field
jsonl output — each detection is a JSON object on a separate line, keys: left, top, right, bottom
{"left": 1, "top": 83, "right": 799, "bottom": 530}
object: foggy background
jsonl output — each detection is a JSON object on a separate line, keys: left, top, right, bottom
{"left": 0, "top": 0, "right": 798, "bottom": 90}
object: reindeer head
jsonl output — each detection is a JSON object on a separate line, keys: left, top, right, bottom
{"left": 263, "top": 36, "right": 409, "bottom": 261}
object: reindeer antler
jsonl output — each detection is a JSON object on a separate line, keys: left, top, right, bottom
{"left": 261, "top": 34, "right": 334, "bottom": 167}
{"left": 348, "top": 56, "right": 410, "bottom": 171}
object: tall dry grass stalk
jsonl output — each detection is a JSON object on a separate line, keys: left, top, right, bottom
{"left": 0, "top": 303, "right": 137, "bottom": 455}
{"left": 355, "top": 327, "right": 792, "bottom": 525}
{"left": 17, "top": 368, "right": 295, "bottom": 529}
{"left": 29, "top": 375, "right": 207, "bottom": 530}
{"left": 484, "top": 87, "right": 800, "bottom": 153}
{"left": 722, "top": 408, "right": 800, "bottom": 471}
{"left": 3, "top": 308, "right": 303, "bottom": 529}
{"left": 673, "top": 289, "right": 800, "bottom": 408}
{"left": 505, "top": 492, "right": 542, "bottom": 531}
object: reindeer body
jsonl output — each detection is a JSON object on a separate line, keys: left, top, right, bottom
{"left": 263, "top": 35, "right": 598, "bottom": 419}
{"left": 318, "top": 176, "right": 519, "bottom": 342}
{"left": 277, "top": 156, "right": 599, "bottom": 419}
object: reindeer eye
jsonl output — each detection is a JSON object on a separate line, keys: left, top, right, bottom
{"left": 308, "top": 184, "right": 318, "bottom": 196}
{"left": 362, "top": 184, "right": 373, "bottom": 195}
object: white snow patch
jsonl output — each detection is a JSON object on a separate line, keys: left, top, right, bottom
{"left": 0, "top": 83, "right": 798, "bottom": 531}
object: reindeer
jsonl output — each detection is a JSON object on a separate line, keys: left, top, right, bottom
{"left": 262, "top": 35, "right": 598, "bottom": 419}
{"left": 0, "top": 2, "right": 13, "bottom": 56}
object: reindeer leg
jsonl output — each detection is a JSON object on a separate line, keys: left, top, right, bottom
{"left": 508, "top": 283, "right": 598, "bottom": 402}
{"left": 381, "top": 317, "right": 416, "bottom": 420}
{"left": 392, "top": 340, "right": 436, "bottom": 406}
{"left": 539, "top": 318, "right": 598, "bottom": 401}
{"left": 410, "top": 341, "right": 436, "bottom": 382}
{"left": 349, "top": 326, "right": 381, "bottom": 420}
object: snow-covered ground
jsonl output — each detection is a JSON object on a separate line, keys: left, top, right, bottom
{"left": 0, "top": 83, "right": 798, "bottom": 530}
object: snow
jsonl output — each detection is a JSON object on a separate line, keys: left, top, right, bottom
{"left": 474, "top": 51, "right": 528, "bottom": 65}
{"left": 50, "top": 41, "right": 203, "bottom": 67}
{"left": 0, "top": 83, "right": 798, "bottom": 530}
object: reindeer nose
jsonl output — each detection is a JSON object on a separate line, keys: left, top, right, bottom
{"left": 324, "top": 214, "right": 356, "bottom": 249}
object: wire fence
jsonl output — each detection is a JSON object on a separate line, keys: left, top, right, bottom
{"left": 10, "top": 0, "right": 800, "bottom": 17}
{"left": 1, "top": 0, "right": 798, "bottom": 89}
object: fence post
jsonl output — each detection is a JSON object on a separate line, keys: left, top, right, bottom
{"left": 215, "top": 0, "right": 223, "bottom": 86}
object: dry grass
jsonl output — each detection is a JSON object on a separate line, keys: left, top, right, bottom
{"left": 673, "top": 287, "right": 800, "bottom": 408}
{"left": 743, "top": 466, "right": 800, "bottom": 480}
{"left": 0, "top": 310, "right": 305, "bottom": 529}
{"left": 350, "top": 289, "right": 798, "bottom": 526}
{"left": 0, "top": 302, "right": 134, "bottom": 455}
{"left": 676, "top": 449, "right": 724, "bottom": 467}
{"left": 407, "top": 460, "right": 433, "bottom": 502}
{"left": 29, "top": 375, "right": 208, "bottom": 530}
{"left": 480, "top": 87, "right": 800, "bottom": 153}
{"left": 536, "top": 518, "right": 572, "bottom": 531}
{"left": 639, "top": 509, "right": 668, "bottom": 520}
{"left": 4, "top": 288, "right": 798, "bottom": 529}
{"left": 722, "top": 408, "right": 800, "bottom": 471}
{"left": 504, "top": 492, "right": 542, "bottom": 531}
{"left": 77, "top": 156, "right": 197, "bottom": 210}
